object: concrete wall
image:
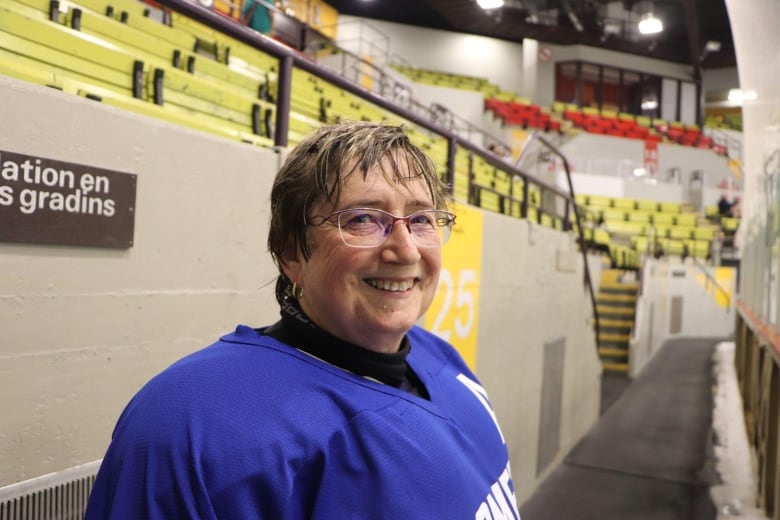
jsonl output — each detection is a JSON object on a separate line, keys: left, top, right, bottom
{"left": 477, "top": 215, "right": 601, "bottom": 500}
{"left": 0, "top": 75, "right": 602, "bottom": 504}
{"left": 0, "top": 76, "right": 282, "bottom": 484}
{"left": 629, "top": 259, "right": 737, "bottom": 377}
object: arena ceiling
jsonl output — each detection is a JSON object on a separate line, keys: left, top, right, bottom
{"left": 325, "top": 0, "right": 736, "bottom": 70}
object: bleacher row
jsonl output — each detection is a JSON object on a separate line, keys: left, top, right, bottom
{"left": 483, "top": 99, "right": 561, "bottom": 133}
{"left": 1, "top": 2, "right": 717, "bottom": 272}
{"left": 575, "top": 193, "right": 722, "bottom": 260}
{"left": 394, "top": 63, "right": 728, "bottom": 155}
{"left": 554, "top": 104, "right": 725, "bottom": 153}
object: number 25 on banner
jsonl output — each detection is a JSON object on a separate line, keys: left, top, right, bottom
{"left": 429, "top": 268, "right": 476, "bottom": 342}
{"left": 424, "top": 203, "right": 482, "bottom": 369}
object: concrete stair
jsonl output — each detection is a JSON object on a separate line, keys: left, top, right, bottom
{"left": 596, "top": 269, "right": 638, "bottom": 374}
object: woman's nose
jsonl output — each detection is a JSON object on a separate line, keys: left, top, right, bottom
{"left": 382, "top": 220, "right": 422, "bottom": 261}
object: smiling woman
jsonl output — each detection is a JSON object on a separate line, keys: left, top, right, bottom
{"left": 85, "top": 122, "right": 520, "bottom": 519}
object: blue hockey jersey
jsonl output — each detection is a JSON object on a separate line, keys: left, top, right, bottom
{"left": 85, "top": 325, "right": 520, "bottom": 519}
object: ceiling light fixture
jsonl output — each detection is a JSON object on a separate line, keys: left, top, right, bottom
{"left": 638, "top": 12, "right": 663, "bottom": 34}
{"left": 641, "top": 98, "right": 658, "bottom": 111}
{"left": 477, "top": 0, "right": 504, "bottom": 10}
{"left": 704, "top": 40, "right": 722, "bottom": 53}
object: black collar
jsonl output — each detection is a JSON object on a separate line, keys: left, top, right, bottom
{"left": 263, "top": 300, "right": 428, "bottom": 398}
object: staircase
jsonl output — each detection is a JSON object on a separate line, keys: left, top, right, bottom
{"left": 596, "top": 269, "right": 638, "bottom": 374}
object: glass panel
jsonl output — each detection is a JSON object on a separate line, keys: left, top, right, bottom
{"left": 581, "top": 63, "right": 600, "bottom": 109}
{"left": 661, "top": 78, "right": 678, "bottom": 121}
{"left": 622, "top": 71, "right": 641, "bottom": 114}
{"left": 680, "top": 82, "right": 697, "bottom": 125}
{"left": 555, "top": 62, "right": 578, "bottom": 105}
{"left": 601, "top": 67, "right": 621, "bottom": 113}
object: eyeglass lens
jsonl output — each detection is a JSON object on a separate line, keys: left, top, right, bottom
{"left": 336, "top": 209, "right": 453, "bottom": 248}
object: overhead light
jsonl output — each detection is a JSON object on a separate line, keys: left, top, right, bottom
{"left": 704, "top": 40, "right": 722, "bottom": 52}
{"left": 603, "top": 21, "right": 622, "bottom": 36}
{"left": 728, "top": 89, "right": 757, "bottom": 105}
{"left": 638, "top": 13, "right": 663, "bottom": 34}
{"left": 641, "top": 97, "right": 658, "bottom": 111}
{"left": 477, "top": 0, "right": 504, "bottom": 9}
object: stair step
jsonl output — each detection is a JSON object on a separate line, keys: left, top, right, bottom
{"left": 597, "top": 293, "right": 637, "bottom": 303}
{"left": 600, "top": 318, "right": 634, "bottom": 328}
{"left": 597, "top": 305, "right": 635, "bottom": 315}
{"left": 602, "top": 362, "right": 629, "bottom": 373}
{"left": 599, "top": 285, "right": 639, "bottom": 295}
{"left": 598, "top": 347, "right": 628, "bottom": 358}
{"left": 598, "top": 332, "right": 631, "bottom": 345}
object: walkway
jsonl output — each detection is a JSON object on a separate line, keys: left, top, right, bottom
{"left": 519, "top": 337, "right": 726, "bottom": 520}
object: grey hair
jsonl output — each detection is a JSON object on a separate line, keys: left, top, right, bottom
{"left": 268, "top": 121, "right": 450, "bottom": 304}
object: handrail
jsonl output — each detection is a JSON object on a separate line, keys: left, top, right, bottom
{"left": 641, "top": 230, "right": 732, "bottom": 309}
{"left": 308, "top": 41, "right": 514, "bottom": 153}
{"left": 691, "top": 256, "right": 732, "bottom": 309}
{"left": 154, "top": 0, "right": 579, "bottom": 242}
{"left": 522, "top": 132, "right": 601, "bottom": 349}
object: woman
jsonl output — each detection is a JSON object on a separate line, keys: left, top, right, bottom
{"left": 86, "top": 122, "right": 520, "bottom": 519}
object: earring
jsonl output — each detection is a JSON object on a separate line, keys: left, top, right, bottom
{"left": 291, "top": 282, "right": 304, "bottom": 300}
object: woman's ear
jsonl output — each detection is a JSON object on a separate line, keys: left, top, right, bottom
{"left": 279, "top": 243, "right": 303, "bottom": 285}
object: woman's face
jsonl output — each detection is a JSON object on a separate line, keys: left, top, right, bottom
{"left": 283, "top": 157, "right": 443, "bottom": 353}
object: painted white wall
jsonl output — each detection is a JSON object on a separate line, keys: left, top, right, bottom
{"left": 412, "top": 84, "right": 486, "bottom": 140}
{"left": 0, "top": 76, "right": 601, "bottom": 500}
{"left": 560, "top": 133, "right": 734, "bottom": 191}
{"left": 702, "top": 67, "right": 739, "bottom": 94}
{"left": 724, "top": 0, "right": 780, "bottom": 249}
{"left": 336, "top": 15, "right": 525, "bottom": 96}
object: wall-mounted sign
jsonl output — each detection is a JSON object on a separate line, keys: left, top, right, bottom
{"left": 538, "top": 46, "right": 553, "bottom": 62}
{"left": 0, "top": 150, "right": 136, "bottom": 248}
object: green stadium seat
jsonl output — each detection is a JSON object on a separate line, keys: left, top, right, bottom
{"left": 669, "top": 226, "right": 694, "bottom": 240}
{"left": 612, "top": 197, "right": 635, "bottom": 210}
{"left": 636, "top": 199, "right": 660, "bottom": 211}
{"left": 692, "top": 227, "right": 716, "bottom": 241}
{"left": 659, "top": 201, "right": 681, "bottom": 214}
{"left": 627, "top": 210, "right": 653, "bottom": 223}
{"left": 587, "top": 194, "right": 611, "bottom": 208}
{"left": 600, "top": 208, "right": 627, "bottom": 222}
{"left": 674, "top": 213, "right": 697, "bottom": 227}
{"left": 651, "top": 213, "right": 675, "bottom": 226}
{"left": 606, "top": 220, "right": 645, "bottom": 236}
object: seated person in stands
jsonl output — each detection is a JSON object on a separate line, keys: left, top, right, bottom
{"left": 84, "top": 122, "right": 520, "bottom": 519}
{"left": 241, "top": 0, "right": 273, "bottom": 35}
{"left": 730, "top": 196, "right": 741, "bottom": 218}
{"left": 717, "top": 194, "right": 733, "bottom": 217}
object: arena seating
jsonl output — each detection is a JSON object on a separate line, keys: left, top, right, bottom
{"left": 1, "top": 0, "right": 679, "bottom": 262}
{"left": 484, "top": 98, "right": 561, "bottom": 132}
{"left": 390, "top": 63, "right": 490, "bottom": 92}
{"left": 552, "top": 103, "right": 726, "bottom": 154}
{"left": 575, "top": 193, "right": 717, "bottom": 262}
{"left": 1, "top": 0, "right": 276, "bottom": 145}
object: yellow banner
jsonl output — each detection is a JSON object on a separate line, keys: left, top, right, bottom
{"left": 424, "top": 202, "right": 483, "bottom": 370}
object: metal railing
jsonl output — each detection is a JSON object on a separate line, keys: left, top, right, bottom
{"left": 156, "top": 0, "right": 574, "bottom": 223}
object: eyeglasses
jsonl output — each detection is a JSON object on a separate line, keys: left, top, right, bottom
{"left": 309, "top": 207, "right": 456, "bottom": 248}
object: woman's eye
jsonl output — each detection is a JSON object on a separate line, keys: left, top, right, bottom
{"left": 410, "top": 212, "right": 435, "bottom": 226}
{"left": 344, "top": 211, "right": 381, "bottom": 228}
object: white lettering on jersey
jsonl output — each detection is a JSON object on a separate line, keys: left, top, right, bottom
{"left": 456, "top": 373, "right": 505, "bottom": 443}
{"left": 473, "top": 462, "right": 521, "bottom": 520}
